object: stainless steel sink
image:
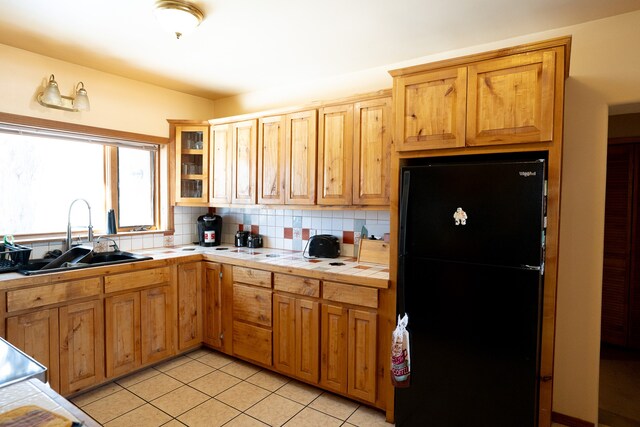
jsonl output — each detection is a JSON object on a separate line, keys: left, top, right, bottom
{"left": 18, "top": 248, "right": 153, "bottom": 275}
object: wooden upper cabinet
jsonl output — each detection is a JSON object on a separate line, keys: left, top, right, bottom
{"left": 232, "top": 119, "right": 258, "bottom": 204}
{"left": 318, "top": 105, "right": 353, "bottom": 205}
{"left": 258, "top": 116, "right": 286, "bottom": 204}
{"left": 466, "top": 50, "right": 555, "bottom": 146}
{"left": 393, "top": 67, "right": 467, "bottom": 151}
{"left": 210, "top": 123, "right": 232, "bottom": 204}
{"left": 353, "top": 97, "right": 392, "bottom": 205}
{"left": 285, "top": 110, "right": 317, "bottom": 205}
{"left": 174, "top": 124, "right": 209, "bottom": 205}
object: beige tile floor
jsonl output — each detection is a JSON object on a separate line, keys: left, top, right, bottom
{"left": 71, "top": 348, "right": 392, "bottom": 427}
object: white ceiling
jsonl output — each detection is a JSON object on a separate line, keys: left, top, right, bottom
{"left": 1, "top": 0, "right": 639, "bottom": 100}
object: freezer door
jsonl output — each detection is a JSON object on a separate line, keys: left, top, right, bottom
{"left": 395, "top": 258, "right": 543, "bottom": 427}
{"left": 400, "top": 160, "right": 545, "bottom": 267}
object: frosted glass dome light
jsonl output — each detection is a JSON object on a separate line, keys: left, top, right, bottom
{"left": 154, "top": 1, "right": 204, "bottom": 39}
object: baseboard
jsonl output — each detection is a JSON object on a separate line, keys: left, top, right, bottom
{"left": 551, "top": 411, "right": 595, "bottom": 427}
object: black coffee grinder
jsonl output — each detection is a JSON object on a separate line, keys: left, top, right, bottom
{"left": 197, "top": 214, "right": 222, "bottom": 246}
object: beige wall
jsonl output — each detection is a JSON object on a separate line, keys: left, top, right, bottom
{"left": 214, "top": 10, "right": 640, "bottom": 424}
{"left": 0, "top": 44, "right": 215, "bottom": 137}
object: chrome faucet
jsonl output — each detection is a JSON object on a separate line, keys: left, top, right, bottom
{"left": 65, "top": 198, "right": 93, "bottom": 251}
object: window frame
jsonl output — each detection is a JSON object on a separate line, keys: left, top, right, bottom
{"left": 0, "top": 112, "right": 170, "bottom": 240}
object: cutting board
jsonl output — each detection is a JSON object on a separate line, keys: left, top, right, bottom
{"left": 357, "top": 239, "right": 389, "bottom": 266}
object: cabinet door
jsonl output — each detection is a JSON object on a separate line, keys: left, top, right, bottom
{"left": 258, "top": 116, "right": 286, "bottom": 204}
{"left": 232, "top": 283, "right": 272, "bottom": 327}
{"left": 466, "top": 50, "right": 555, "bottom": 146}
{"left": 296, "top": 298, "right": 319, "bottom": 383}
{"left": 178, "top": 262, "right": 203, "bottom": 350}
{"left": 273, "top": 293, "right": 296, "bottom": 375}
{"left": 348, "top": 309, "right": 377, "bottom": 403}
{"left": 59, "top": 300, "right": 104, "bottom": 395}
{"left": 285, "top": 110, "right": 317, "bottom": 205}
{"left": 141, "top": 285, "right": 174, "bottom": 365}
{"left": 318, "top": 105, "right": 353, "bottom": 205}
{"left": 232, "top": 119, "right": 258, "bottom": 204}
{"left": 105, "top": 292, "right": 140, "bottom": 378}
{"left": 204, "top": 262, "right": 223, "bottom": 349}
{"left": 6, "top": 309, "right": 60, "bottom": 392}
{"left": 320, "top": 304, "right": 348, "bottom": 393}
{"left": 175, "top": 125, "right": 209, "bottom": 204}
{"left": 210, "top": 124, "right": 232, "bottom": 204}
{"left": 353, "top": 97, "right": 392, "bottom": 205}
{"left": 393, "top": 67, "right": 467, "bottom": 151}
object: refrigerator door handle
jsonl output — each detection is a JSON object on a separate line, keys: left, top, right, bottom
{"left": 521, "top": 264, "right": 541, "bottom": 271}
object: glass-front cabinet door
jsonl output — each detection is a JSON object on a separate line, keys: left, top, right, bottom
{"left": 174, "top": 124, "right": 209, "bottom": 205}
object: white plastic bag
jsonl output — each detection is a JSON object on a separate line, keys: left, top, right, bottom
{"left": 391, "top": 313, "right": 411, "bottom": 387}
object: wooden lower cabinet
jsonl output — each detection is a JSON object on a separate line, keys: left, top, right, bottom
{"left": 6, "top": 308, "right": 60, "bottom": 392}
{"left": 203, "top": 262, "right": 223, "bottom": 349}
{"left": 105, "top": 285, "right": 174, "bottom": 378}
{"left": 232, "top": 321, "right": 272, "bottom": 366}
{"left": 321, "top": 304, "right": 348, "bottom": 393}
{"left": 273, "top": 294, "right": 320, "bottom": 383}
{"left": 320, "top": 304, "right": 377, "bottom": 403}
{"left": 59, "top": 300, "right": 104, "bottom": 395}
{"left": 140, "top": 286, "right": 174, "bottom": 365}
{"left": 105, "top": 292, "right": 140, "bottom": 378}
{"left": 178, "top": 262, "right": 203, "bottom": 350}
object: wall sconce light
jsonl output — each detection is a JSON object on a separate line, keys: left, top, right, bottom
{"left": 37, "top": 74, "right": 90, "bottom": 112}
{"left": 154, "top": 0, "right": 204, "bottom": 39}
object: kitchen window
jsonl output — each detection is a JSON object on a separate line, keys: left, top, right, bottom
{"left": 0, "top": 114, "right": 166, "bottom": 239}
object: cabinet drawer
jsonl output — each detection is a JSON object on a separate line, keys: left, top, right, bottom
{"left": 274, "top": 274, "right": 320, "bottom": 297}
{"left": 233, "top": 266, "right": 272, "bottom": 288}
{"left": 233, "top": 284, "right": 272, "bottom": 327}
{"left": 105, "top": 267, "right": 171, "bottom": 293}
{"left": 323, "top": 281, "right": 378, "bottom": 309}
{"left": 7, "top": 278, "right": 102, "bottom": 312}
{"left": 233, "top": 321, "right": 272, "bottom": 366}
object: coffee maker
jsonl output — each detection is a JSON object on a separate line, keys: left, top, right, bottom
{"left": 197, "top": 214, "right": 222, "bottom": 246}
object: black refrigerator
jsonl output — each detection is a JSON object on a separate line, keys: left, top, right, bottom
{"left": 395, "top": 157, "right": 546, "bottom": 427}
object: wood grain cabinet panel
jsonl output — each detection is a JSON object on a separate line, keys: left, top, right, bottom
{"left": 393, "top": 67, "right": 467, "bottom": 151}
{"left": 285, "top": 110, "right": 317, "bottom": 205}
{"left": 466, "top": 50, "right": 555, "bottom": 146}
{"left": 232, "top": 321, "right": 272, "bottom": 366}
{"left": 203, "top": 262, "right": 223, "bottom": 349}
{"left": 59, "top": 300, "right": 104, "bottom": 395}
{"left": 232, "top": 266, "right": 272, "bottom": 288}
{"left": 233, "top": 283, "right": 272, "bottom": 327}
{"left": 273, "top": 293, "right": 296, "bottom": 375}
{"left": 353, "top": 98, "right": 392, "bottom": 205}
{"left": 140, "top": 285, "right": 174, "bottom": 365}
{"left": 258, "top": 115, "right": 286, "bottom": 204}
{"left": 178, "top": 262, "right": 203, "bottom": 350}
{"left": 318, "top": 105, "right": 353, "bottom": 205}
{"left": 210, "top": 123, "right": 233, "bottom": 204}
{"left": 295, "top": 298, "right": 320, "bottom": 383}
{"left": 348, "top": 309, "right": 377, "bottom": 403}
{"left": 105, "top": 292, "right": 140, "bottom": 378}
{"left": 6, "top": 308, "right": 60, "bottom": 392}
{"left": 320, "top": 304, "right": 348, "bottom": 393}
{"left": 232, "top": 119, "right": 258, "bottom": 204}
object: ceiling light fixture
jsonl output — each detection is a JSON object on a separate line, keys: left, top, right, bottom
{"left": 154, "top": 0, "right": 204, "bottom": 39}
{"left": 37, "top": 75, "right": 90, "bottom": 112}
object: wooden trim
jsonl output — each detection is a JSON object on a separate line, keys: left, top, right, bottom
{"left": 609, "top": 136, "right": 640, "bottom": 145}
{"left": 0, "top": 112, "right": 168, "bottom": 145}
{"left": 388, "top": 36, "right": 572, "bottom": 78}
{"left": 209, "top": 89, "right": 392, "bottom": 124}
{"left": 551, "top": 412, "right": 595, "bottom": 427}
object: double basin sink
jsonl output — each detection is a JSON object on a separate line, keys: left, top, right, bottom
{"left": 19, "top": 246, "right": 153, "bottom": 275}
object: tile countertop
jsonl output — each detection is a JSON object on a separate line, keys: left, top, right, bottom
{"left": 142, "top": 244, "right": 390, "bottom": 283}
{"left": 0, "top": 245, "right": 389, "bottom": 288}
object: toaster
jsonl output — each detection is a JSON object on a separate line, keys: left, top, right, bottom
{"left": 308, "top": 234, "right": 341, "bottom": 258}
